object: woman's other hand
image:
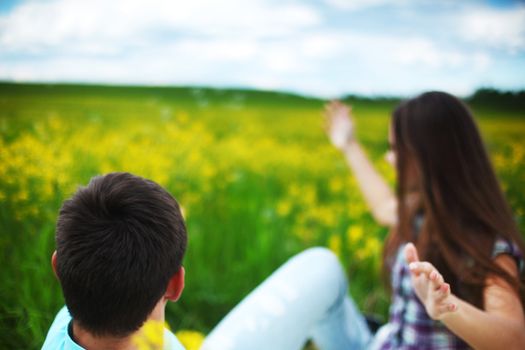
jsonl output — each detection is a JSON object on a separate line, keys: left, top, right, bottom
{"left": 405, "top": 243, "right": 458, "bottom": 320}
{"left": 324, "top": 100, "right": 354, "bottom": 150}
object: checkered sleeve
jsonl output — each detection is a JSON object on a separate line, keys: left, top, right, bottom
{"left": 492, "top": 237, "right": 524, "bottom": 274}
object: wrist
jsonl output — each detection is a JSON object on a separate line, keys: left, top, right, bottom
{"left": 341, "top": 137, "right": 357, "bottom": 152}
{"left": 439, "top": 294, "right": 461, "bottom": 322}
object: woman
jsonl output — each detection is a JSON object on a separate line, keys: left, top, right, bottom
{"left": 201, "top": 92, "right": 525, "bottom": 349}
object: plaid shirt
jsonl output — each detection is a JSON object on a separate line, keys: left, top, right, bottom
{"left": 376, "top": 237, "right": 524, "bottom": 350}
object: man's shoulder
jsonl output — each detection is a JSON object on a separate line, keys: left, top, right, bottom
{"left": 41, "top": 306, "right": 186, "bottom": 350}
{"left": 164, "top": 328, "right": 186, "bottom": 350}
{"left": 41, "top": 306, "right": 83, "bottom": 350}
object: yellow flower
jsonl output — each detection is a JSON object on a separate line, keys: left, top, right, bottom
{"left": 355, "top": 237, "right": 381, "bottom": 261}
{"left": 276, "top": 200, "right": 292, "bottom": 217}
{"left": 294, "top": 226, "right": 314, "bottom": 243}
{"left": 302, "top": 186, "right": 317, "bottom": 206}
{"left": 348, "top": 202, "right": 366, "bottom": 217}
{"left": 177, "top": 111, "right": 190, "bottom": 124}
{"left": 175, "top": 330, "right": 205, "bottom": 350}
{"left": 328, "top": 233, "right": 342, "bottom": 258}
{"left": 180, "top": 205, "right": 188, "bottom": 220}
{"left": 288, "top": 183, "right": 302, "bottom": 198}
{"left": 14, "top": 189, "right": 29, "bottom": 202}
{"left": 365, "top": 237, "right": 381, "bottom": 258}
{"left": 202, "top": 164, "right": 216, "bottom": 179}
{"left": 329, "top": 177, "right": 344, "bottom": 193}
{"left": 132, "top": 320, "right": 165, "bottom": 350}
{"left": 346, "top": 226, "right": 364, "bottom": 245}
{"left": 511, "top": 143, "right": 523, "bottom": 166}
{"left": 316, "top": 206, "right": 336, "bottom": 227}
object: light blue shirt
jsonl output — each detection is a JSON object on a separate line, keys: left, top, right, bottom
{"left": 42, "top": 306, "right": 185, "bottom": 350}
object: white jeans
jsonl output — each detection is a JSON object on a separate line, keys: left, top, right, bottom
{"left": 201, "top": 247, "right": 389, "bottom": 350}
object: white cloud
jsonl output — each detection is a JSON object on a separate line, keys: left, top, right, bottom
{"left": 459, "top": 5, "right": 525, "bottom": 52}
{"left": 303, "top": 33, "right": 491, "bottom": 71}
{"left": 391, "top": 38, "right": 466, "bottom": 68}
{"left": 324, "top": 0, "right": 404, "bottom": 11}
{"left": 171, "top": 39, "right": 259, "bottom": 62}
{"left": 0, "top": 0, "right": 321, "bottom": 53}
{"left": 299, "top": 34, "right": 343, "bottom": 59}
{"left": 244, "top": 76, "right": 283, "bottom": 91}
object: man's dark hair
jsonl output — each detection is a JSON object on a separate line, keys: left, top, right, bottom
{"left": 55, "top": 172, "right": 187, "bottom": 337}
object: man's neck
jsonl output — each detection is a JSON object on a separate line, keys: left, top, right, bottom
{"left": 72, "top": 322, "right": 136, "bottom": 350}
{"left": 71, "top": 300, "right": 166, "bottom": 350}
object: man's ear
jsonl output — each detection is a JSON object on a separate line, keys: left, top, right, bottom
{"left": 165, "top": 267, "right": 185, "bottom": 302}
{"left": 51, "top": 251, "right": 59, "bottom": 279}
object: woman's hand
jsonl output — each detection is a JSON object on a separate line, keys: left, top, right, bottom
{"left": 404, "top": 243, "right": 458, "bottom": 320}
{"left": 324, "top": 100, "right": 354, "bottom": 150}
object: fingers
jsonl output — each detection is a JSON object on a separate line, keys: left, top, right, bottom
{"left": 409, "top": 261, "right": 447, "bottom": 293}
{"left": 323, "top": 101, "right": 351, "bottom": 131}
{"left": 428, "top": 269, "right": 444, "bottom": 289}
{"left": 407, "top": 259, "right": 457, "bottom": 320}
{"left": 408, "top": 261, "right": 433, "bottom": 276}
{"left": 404, "top": 242, "right": 420, "bottom": 264}
{"left": 326, "top": 99, "right": 343, "bottom": 109}
{"left": 434, "top": 283, "right": 451, "bottom": 302}
{"left": 324, "top": 100, "right": 339, "bottom": 114}
{"left": 427, "top": 290, "right": 457, "bottom": 320}
{"left": 324, "top": 100, "right": 351, "bottom": 116}
{"left": 436, "top": 302, "right": 458, "bottom": 315}
{"left": 426, "top": 282, "right": 457, "bottom": 320}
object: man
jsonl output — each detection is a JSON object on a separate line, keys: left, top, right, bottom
{"left": 42, "top": 172, "right": 187, "bottom": 350}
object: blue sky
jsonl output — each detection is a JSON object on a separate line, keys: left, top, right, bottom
{"left": 0, "top": 0, "right": 524, "bottom": 97}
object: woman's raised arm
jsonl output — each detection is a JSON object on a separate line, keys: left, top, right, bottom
{"left": 324, "top": 101, "right": 397, "bottom": 227}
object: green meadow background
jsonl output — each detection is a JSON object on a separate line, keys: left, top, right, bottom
{"left": 0, "top": 83, "right": 524, "bottom": 349}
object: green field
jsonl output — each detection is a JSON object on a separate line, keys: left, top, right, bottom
{"left": 1, "top": 83, "right": 524, "bottom": 349}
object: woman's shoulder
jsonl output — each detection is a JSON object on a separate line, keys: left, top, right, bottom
{"left": 492, "top": 236, "right": 524, "bottom": 273}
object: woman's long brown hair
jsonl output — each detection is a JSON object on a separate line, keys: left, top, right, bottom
{"left": 382, "top": 91, "right": 525, "bottom": 310}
